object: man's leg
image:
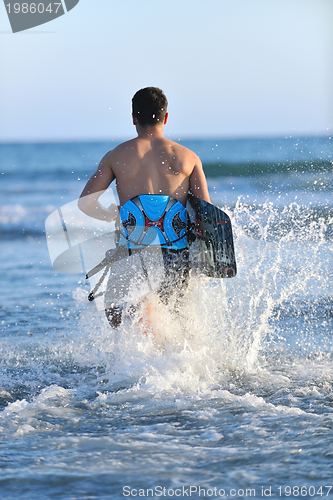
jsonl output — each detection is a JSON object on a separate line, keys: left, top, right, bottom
{"left": 105, "top": 305, "right": 122, "bottom": 329}
{"left": 158, "top": 248, "right": 191, "bottom": 307}
{"left": 138, "top": 298, "right": 154, "bottom": 337}
{"left": 105, "top": 301, "right": 153, "bottom": 335}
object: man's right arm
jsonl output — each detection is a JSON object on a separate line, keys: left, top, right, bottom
{"left": 189, "top": 157, "right": 211, "bottom": 203}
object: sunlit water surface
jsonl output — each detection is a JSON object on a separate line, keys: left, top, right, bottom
{"left": 0, "top": 138, "right": 332, "bottom": 499}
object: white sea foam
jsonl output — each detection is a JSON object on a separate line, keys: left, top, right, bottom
{"left": 3, "top": 386, "right": 73, "bottom": 416}
{"left": 1, "top": 139, "right": 333, "bottom": 496}
{"left": 59, "top": 199, "right": 332, "bottom": 407}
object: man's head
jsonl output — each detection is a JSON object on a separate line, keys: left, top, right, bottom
{"left": 132, "top": 87, "right": 168, "bottom": 127}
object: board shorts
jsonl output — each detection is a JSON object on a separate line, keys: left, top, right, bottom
{"left": 104, "top": 195, "right": 190, "bottom": 329}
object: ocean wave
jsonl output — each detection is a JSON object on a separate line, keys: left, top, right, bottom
{"left": 231, "top": 202, "right": 333, "bottom": 242}
{"left": 0, "top": 204, "right": 54, "bottom": 238}
{"left": 203, "top": 159, "right": 333, "bottom": 178}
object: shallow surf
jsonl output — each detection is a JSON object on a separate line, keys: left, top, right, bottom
{"left": 0, "top": 137, "right": 332, "bottom": 499}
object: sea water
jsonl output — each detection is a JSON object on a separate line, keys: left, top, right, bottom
{"left": 0, "top": 137, "right": 332, "bottom": 499}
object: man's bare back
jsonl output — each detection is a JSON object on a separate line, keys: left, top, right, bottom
{"left": 79, "top": 91, "right": 210, "bottom": 221}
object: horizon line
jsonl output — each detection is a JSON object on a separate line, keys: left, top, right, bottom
{"left": 0, "top": 133, "right": 332, "bottom": 145}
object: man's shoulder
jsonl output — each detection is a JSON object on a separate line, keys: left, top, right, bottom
{"left": 110, "top": 138, "right": 138, "bottom": 154}
{"left": 102, "top": 138, "right": 138, "bottom": 162}
{"left": 163, "top": 139, "right": 201, "bottom": 161}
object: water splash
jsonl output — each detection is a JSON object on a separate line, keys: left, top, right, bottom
{"left": 62, "top": 200, "right": 332, "bottom": 399}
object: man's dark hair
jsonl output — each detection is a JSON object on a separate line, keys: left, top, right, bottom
{"left": 132, "top": 87, "right": 168, "bottom": 127}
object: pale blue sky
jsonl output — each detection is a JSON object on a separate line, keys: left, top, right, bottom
{"left": 0, "top": 0, "right": 332, "bottom": 141}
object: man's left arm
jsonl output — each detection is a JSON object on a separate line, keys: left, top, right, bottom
{"left": 78, "top": 153, "right": 118, "bottom": 221}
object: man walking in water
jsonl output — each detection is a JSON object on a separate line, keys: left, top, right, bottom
{"left": 79, "top": 87, "right": 210, "bottom": 329}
